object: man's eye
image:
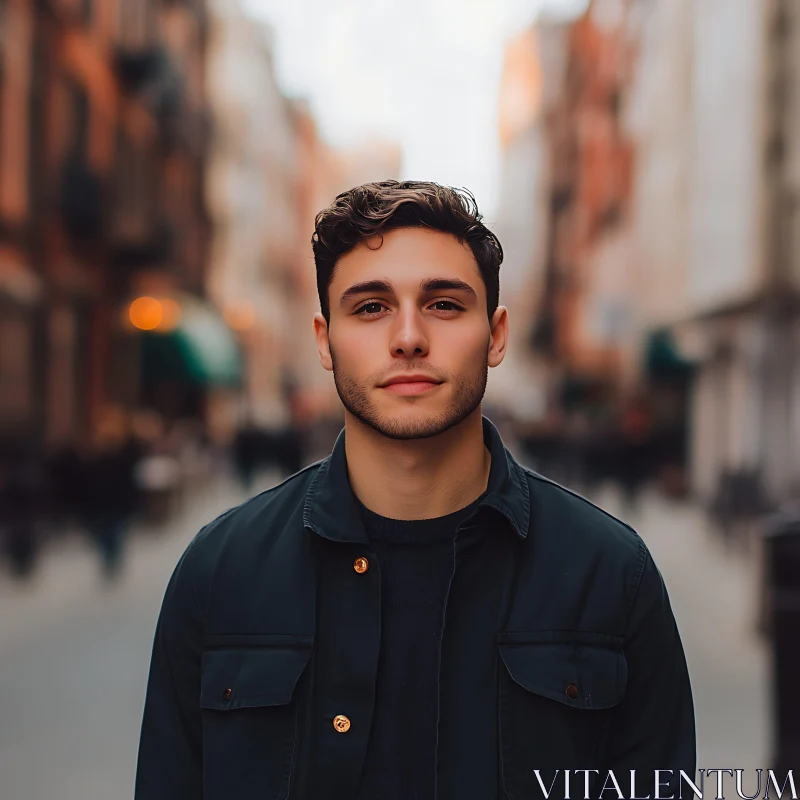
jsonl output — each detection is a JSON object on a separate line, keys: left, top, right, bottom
{"left": 355, "top": 302, "right": 385, "bottom": 315}
{"left": 430, "top": 300, "right": 462, "bottom": 312}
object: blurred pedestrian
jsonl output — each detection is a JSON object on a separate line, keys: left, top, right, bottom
{"left": 615, "top": 400, "right": 654, "bottom": 514}
{"left": 130, "top": 410, "right": 183, "bottom": 524}
{"left": 47, "top": 441, "right": 83, "bottom": 532}
{"left": 278, "top": 377, "right": 310, "bottom": 478}
{"left": 79, "top": 406, "right": 140, "bottom": 581}
{"left": 0, "top": 439, "right": 43, "bottom": 579}
{"left": 232, "top": 421, "right": 262, "bottom": 492}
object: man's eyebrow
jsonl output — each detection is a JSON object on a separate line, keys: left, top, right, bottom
{"left": 339, "top": 280, "right": 395, "bottom": 305}
{"left": 419, "top": 277, "right": 477, "bottom": 298}
{"left": 339, "top": 277, "right": 478, "bottom": 306}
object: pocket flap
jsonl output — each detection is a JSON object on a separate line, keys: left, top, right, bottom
{"left": 498, "top": 637, "right": 627, "bottom": 710}
{"left": 200, "top": 645, "right": 312, "bottom": 711}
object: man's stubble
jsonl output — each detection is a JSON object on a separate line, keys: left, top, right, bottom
{"left": 329, "top": 343, "right": 489, "bottom": 441}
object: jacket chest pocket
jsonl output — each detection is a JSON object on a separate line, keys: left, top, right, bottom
{"left": 200, "top": 638, "right": 313, "bottom": 800}
{"left": 497, "top": 633, "right": 627, "bottom": 800}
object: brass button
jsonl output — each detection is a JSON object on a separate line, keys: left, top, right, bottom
{"left": 565, "top": 682, "right": 580, "bottom": 700}
{"left": 333, "top": 714, "right": 351, "bottom": 733}
{"left": 353, "top": 556, "right": 369, "bottom": 574}
{"left": 222, "top": 688, "right": 232, "bottom": 701}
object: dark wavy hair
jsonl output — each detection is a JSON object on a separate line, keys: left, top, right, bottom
{"left": 312, "top": 180, "right": 503, "bottom": 324}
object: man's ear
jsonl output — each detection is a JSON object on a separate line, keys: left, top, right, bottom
{"left": 313, "top": 313, "right": 333, "bottom": 372}
{"left": 488, "top": 305, "right": 509, "bottom": 368}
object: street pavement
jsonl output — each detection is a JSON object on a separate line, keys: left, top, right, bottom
{"left": 0, "top": 473, "right": 771, "bottom": 799}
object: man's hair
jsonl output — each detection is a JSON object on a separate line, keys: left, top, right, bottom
{"left": 312, "top": 180, "right": 503, "bottom": 324}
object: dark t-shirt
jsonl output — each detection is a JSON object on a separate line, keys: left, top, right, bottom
{"left": 353, "top": 492, "right": 485, "bottom": 800}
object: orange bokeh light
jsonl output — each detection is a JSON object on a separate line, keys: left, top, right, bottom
{"left": 129, "top": 297, "right": 164, "bottom": 331}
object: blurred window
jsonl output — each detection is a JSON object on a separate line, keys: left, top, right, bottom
{"left": 113, "top": 128, "right": 155, "bottom": 238}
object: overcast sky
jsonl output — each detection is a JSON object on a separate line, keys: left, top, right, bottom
{"left": 243, "top": 0, "right": 588, "bottom": 220}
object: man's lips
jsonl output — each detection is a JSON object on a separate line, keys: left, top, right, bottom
{"left": 383, "top": 381, "right": 441, "bottom": 395}
{"left": 381, "top": 376, "right": 442, "bottom": 395}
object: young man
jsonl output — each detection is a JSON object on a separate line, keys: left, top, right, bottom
{"left": 135, "top": 181, "right": 695, "bottom": 800}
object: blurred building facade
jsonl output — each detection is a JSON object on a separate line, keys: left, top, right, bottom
{"left": 627, "top": 0, "right": 800, "bottom": 503}
{"left": 204, "top": 0, "right": 303, "bottom": 441}
{"left": 495, "top": 2, "right": 645, "bottom": 478}
{"left": 495, "top": 9, "right": 639, "bottom": 423}
{"left": 0, "top": 0, "right": 223, "bottom": 453}
{"left": 0, "top": 0, "right": 40, "bottom": 443}
{"left": 490, "top": 26, "right": 551, "bottom": 422}
{"left": 531, "top": 3, "right": 637, "bottom": 398}
{"left": 511, "top": 0, "right": 800, "bottom": 504}
{"left": 112, "top": 0, "right": 221, "bottom": 428}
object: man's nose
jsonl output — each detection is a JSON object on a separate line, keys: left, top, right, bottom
{"left": 389, "top": 309, "right": 429, "bottom": 358}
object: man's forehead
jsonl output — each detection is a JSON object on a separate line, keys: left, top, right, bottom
{"left": 334, "top": 228, "right": 481, "bottom": 284}
{"left": 358, "top": 226, "right": 470, "bottom": 253}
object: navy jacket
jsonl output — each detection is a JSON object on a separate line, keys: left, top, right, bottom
{"left": 135, "top": 417, "right": 695, "bottom": 799}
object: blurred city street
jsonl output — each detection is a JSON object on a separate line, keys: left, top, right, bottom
{"left": 2, "top": 0, "right": 799, "bottom": 790}
{"left": 0, "top": 470, "right": 770, "bottom": 800}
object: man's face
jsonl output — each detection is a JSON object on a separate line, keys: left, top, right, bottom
{"left": 313, "top": 227, "right": 508, "bottom": 440}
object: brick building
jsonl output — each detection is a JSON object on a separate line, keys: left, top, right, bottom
{"left": 0, "top": 0, "right": 40, "bottom": 442}
{"left": 532, "top": 3, "right": 637, "bottom": 399}
{"left": 0, "top": 0, "right": 217, "bottom": 452}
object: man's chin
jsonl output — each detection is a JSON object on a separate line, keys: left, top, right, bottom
{"left": 372, "top": 425, "right": 449, "bottom": 441}
{"left": 357, "top": 408, "right": 470, "bottom": 441}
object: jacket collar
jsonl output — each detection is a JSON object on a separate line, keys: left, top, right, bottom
{"left": 303, "top": 415, "right": 530, "bottom": 544}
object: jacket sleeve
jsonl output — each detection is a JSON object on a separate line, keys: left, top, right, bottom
{"left": 135, "top": 542, "right": 205, "bottom": 799}
{"left": 602, "top": 544, "right": 696, "bottom": 793}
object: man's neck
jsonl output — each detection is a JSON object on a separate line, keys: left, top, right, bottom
{"left": 343, "top": 410, "right": 491, "bottom": 521}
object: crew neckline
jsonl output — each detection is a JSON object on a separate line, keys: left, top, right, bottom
{"left": 353, "top": 491, "right": 488, "bottom": 544}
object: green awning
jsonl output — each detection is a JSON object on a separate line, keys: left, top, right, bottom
{"left": 644, "top": 329, "right": 695, "bottom": 378}
{"left": 140, "top": 296, "right": 243, "bottom": 386}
